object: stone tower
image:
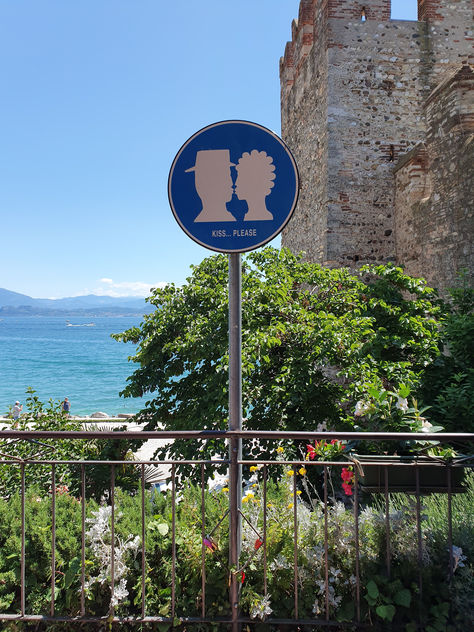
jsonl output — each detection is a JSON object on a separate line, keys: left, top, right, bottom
{"left": 280, "top": 0, "right": 473, "bottom": 290}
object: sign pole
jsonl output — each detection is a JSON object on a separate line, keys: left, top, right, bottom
{"left": 168, "top": 119, "right": 299, "bottom": 632}
{"left": 228, "top": 252, "right": 242, "bottom": 632}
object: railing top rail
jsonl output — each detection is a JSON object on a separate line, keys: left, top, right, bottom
{"left": 0, "top": 429, "right": 473, "bottom": 442}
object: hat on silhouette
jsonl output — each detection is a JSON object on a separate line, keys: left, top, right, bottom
{"left": 185, "top": 149, "right": 235, "bottom": 173}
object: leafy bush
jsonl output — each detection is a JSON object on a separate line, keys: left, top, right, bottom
{"left": 0, "top": 466, "right": 471, "bottom": 631}
{"left": 418, "top": 274, "right": 474, "bottom": 433}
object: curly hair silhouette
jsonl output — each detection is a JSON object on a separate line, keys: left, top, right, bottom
{"left": 235, "top": 150, "right": 276, "bottom": 221}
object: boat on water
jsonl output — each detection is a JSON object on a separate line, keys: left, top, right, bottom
{"left": 66, "top": 321, "right": 96, "bottom": 327}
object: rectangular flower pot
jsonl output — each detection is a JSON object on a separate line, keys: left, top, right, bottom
{"left": 353, "top": 455, "right": 466, "bottom": 494}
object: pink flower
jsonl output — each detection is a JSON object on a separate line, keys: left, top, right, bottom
{"left": 203, "top": 537, "right": 218, "bottom": 552}
{"left": 341, "top": 467, "right": 354, "bottom": 483}
{"left": 342, "top": 482, "right": 353, "bottom": 496}
{"left": 341, "top": 467, "right": 355, "bottom": 495}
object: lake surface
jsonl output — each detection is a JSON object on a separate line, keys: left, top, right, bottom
{"left": 0, "top": 316, "right": 149, "bottom": 416}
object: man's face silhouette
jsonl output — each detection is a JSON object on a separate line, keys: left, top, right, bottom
{"left": 195, "top": 161, "right": 233, "bottom": 205}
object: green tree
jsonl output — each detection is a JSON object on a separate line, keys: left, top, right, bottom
{"left": 113, "top": 248, "right": 444, "bottom": 475}
{"left": 419, "top": 272, "right": 474, "bottom": 432}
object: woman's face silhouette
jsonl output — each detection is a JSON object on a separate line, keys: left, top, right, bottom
{"left": 235, "top": 169, "right": 257, "bottom": 201}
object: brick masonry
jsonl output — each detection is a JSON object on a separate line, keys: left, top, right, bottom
{"left": 280, "top": 0, "right": 473, "bottom": 290}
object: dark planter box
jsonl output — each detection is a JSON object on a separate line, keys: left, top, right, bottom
{"left": 353, "top": 455, "right": 466, "bottom": 494}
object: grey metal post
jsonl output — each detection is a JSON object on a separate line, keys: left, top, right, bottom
{"left": 228, "top": 253, "right": 242, "bottom": 632}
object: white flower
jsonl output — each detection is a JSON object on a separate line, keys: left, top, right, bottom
{"left": 208, "top": 472, "right": 229, "bottom": 492}
{"left": 354, "top": 400, "right": 370, "bottom": 416}
{"left": 451, "top": 545, "right": 466, "bottom": 572}
{"left": 396, "top": 397, "right": 408, "bottom": 412}
{"left": 250, "top": 594, "right": 273, "bottom": 620}
{"left": 421, "top": 418, "right": 433, "bottom": 433}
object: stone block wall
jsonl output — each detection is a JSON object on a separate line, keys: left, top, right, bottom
{"left": 394, "top": 65, "right": 474, "bottom": 289}
{"left": 280, "top": 0, "right": 473, "bottom": 290}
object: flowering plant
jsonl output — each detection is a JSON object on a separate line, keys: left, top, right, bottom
{"left": 306, "top": 438, "right": 348, "bottom": 461}
{"left": 348, "top": 384, "right": 452, "bottom": 457}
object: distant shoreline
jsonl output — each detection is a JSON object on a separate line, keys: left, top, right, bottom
{"left": 0, "top": 308, "right": 147, "bottom": 317}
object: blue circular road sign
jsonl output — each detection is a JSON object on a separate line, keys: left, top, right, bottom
{"left": 168, "top": 120, "right": 299, "bottom": 253}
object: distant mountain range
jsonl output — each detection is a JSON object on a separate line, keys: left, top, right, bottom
{"left": 0, "top": 288, "right": 151, "bottom": 316}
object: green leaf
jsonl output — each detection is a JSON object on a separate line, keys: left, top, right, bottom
{"left": 394, "top": 588, "right": 411, "bottom": 607}
{"left": 157, "top": 522, "right": 169, "bottom": 536}
{"left": 398, "top": 384, "right": 411, "bottom": 398}
{"left": 367, "top": 579, "right": 379, "bottom": 599}
{"left": 63, "top": 557, "right": 81, "bottom": 589}
{"left": 376, "top": 604, "right": 396, "bottom": 621}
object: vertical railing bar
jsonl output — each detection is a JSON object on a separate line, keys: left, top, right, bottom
{"left": 21, "top": 463, "right": 26, "bottom": 617}
{"left": 110, "top": 465, "right": 115, "bottom": 609}
{"left": 384, "top": 466, "right": 390, "bottom": 578}
{"left": 263, "top": 464, "right": 268, "bottom": 597}
{"left": 415, "top": 466, "right": 423, "bottom": 626}
{"left": 201, "top": 463, "right": 206, "bottom": 619}
{"left": 293, "top": 466, "right": 298, "bottom": 620}
{"left": 324, "top": 465, "right": 329, "bottom": 621}
{"left": 81, "top": 464, "right": 86, "bottom": 617}
{"left": 447, "top": 466, "right": 453, "bottom": 582}
{"left": 171, "top": 463, "right": 176, "bottom": 620}
{"left": 141, "top": 464, "right": 146, "bottom": 619}
{"left": 50, "top": 464, "right": 56, "bottom": 616}
{"left": 354, "top": 467, "right": 360, "bottom": 623}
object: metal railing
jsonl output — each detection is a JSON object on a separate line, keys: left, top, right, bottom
{"left": 0, "top": 429, "right": 472, "bottom": 630}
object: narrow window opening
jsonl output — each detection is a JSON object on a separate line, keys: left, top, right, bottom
{"left": 361, "top": 7, "right": 367, "bottom": 21}
{"left": 388, "top": 145, "right": 395, "bottom": 162}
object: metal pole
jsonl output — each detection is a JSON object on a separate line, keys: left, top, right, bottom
{"left": 228, "top": 253, "right": 242, "bottom": 632}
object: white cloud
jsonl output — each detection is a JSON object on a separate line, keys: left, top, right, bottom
{"left": 76, "top": 278, "right": 168, "bottom": 298}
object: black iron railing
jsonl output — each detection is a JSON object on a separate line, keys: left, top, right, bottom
{"left": 0, "top": 429, "right": 471, "bottom": 630}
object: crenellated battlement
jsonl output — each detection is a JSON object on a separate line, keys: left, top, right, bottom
{"left": 280, "top": 0, "right": 315, "bottom": 94}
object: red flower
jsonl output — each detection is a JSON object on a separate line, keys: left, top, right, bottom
{"left": 306, "top": 444, "right": 316, "bottom": 460}
{"left": 254, "top": 538, "right": 263, "bottom": 551}
{"left": 342, "top": 482, "right": 353, "bottom": 496}
{"left": 341, "top": 467, "right": 354, "bottom": 482}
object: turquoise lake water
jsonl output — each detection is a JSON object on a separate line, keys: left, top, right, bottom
{"left": 0, "top": 316, "right": 149, "bottom": 417}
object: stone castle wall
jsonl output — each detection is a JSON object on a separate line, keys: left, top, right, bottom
{"left": 280, "top": 0, "right": 473, "bottom": 290}
{"left": 394, "top": 65, "right": 474, "bottom": 289}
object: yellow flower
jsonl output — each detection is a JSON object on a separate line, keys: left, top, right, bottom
{"left": 252, "top": 483, "right": 258, "bottom": 488}
{"left": 222, "top": 487, "right": 229, "bottom": 493}
{"left": 242, "top": 496, "right": 249, "bottom": 503}
{"left": 276, "top": 446, "right": 284, "bottom": 454}
{"left": 296, "top": 490, "right": 302, "bottom": 495}
{"left": 249, "top": 465, "right": 259, "bottom": 472}
{"left": 287, "top": 469, "right": 294, "bottom": 477}
{"left": 287, "top": 503, "right": 294, "bottom": 509}
{"left": 246, "top": 492, "right": 255, "bottom": 498}
{"left": 299, "top": 467, "right": 307, "bottom": 476}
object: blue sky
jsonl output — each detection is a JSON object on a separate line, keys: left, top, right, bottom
{"left": 1, "top": 1, "right": 417, "bottom": 299}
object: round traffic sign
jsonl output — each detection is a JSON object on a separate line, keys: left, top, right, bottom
{"left": 168, "top": 120, "right": 299, "bottom": 253}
